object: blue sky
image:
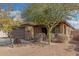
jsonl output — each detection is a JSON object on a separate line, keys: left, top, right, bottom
{"left": 2, "top": 3, "right": 30, "bottom": 11}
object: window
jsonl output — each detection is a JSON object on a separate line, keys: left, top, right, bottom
{"left": 52, "top": 25, "right": 60, "bottom": 33}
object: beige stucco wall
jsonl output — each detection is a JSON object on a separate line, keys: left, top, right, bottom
{"left": 60, "top": 23, "right": 64, "bottom": 34}
{"left": 25, "top": 25, "right": 34, "bottom": 40}
{"left": 66, "top": 25, "right": 74, "bottom": 37}
{"left": 60, "top": 23, "right": 74, "bottom": 42}
{"left": 60, "top": 23, "right": 74, "bottom": 36}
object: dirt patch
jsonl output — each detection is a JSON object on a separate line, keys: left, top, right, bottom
{"left": 0, "top": 43, "right": 77, "bottom": 56}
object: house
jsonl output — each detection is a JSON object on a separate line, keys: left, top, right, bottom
{"left": 70, "top": 30, "right": 79, "bottom": 41}
{"left": 11, "top": 20, "right": 75, "bottom": 41}
{"left": 52, "top": 21, "right": 75, "bottom": 38}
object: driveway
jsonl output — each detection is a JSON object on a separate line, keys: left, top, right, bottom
{"left": 0, "top": 38, "right": 11, "bottom": 46}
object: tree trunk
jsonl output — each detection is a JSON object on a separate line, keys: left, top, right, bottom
{"left": 47, "top": 29, "right": 52, "bottom": 45}
{"left": 47, "top": 25, "right": 55, "bottom": 45}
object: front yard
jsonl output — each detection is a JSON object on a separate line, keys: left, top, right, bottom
{"left": 0, "top": 42, "right": 77, "bottom": 56}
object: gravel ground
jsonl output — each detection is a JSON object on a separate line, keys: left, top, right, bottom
{"left": 0, "top": 43, "right": 77, "bottom": 56}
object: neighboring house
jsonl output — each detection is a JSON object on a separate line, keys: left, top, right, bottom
{"left": 11, "top": 21, "right": 75, "bottom": 40}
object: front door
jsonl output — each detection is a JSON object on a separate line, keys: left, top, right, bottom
{"left": 42, "top": 27, "right": 47, "bottom": 35}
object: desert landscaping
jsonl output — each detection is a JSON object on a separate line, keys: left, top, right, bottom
{"left": 0, "top": 42, "right": 78, "bottom": 56}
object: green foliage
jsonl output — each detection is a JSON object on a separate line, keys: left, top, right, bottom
{"left": 0, "top": 18, "right": 21, "bottom": 33}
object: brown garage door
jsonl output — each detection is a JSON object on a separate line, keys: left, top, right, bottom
{"left": 11, "top": 28, "right": 25, "bottom": 39}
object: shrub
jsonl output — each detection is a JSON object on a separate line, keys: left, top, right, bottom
{"left": 34, "top": 33, "right": 47, "bottom": 42}
{"left": 52, "top": 33, "right": 68, "bottom": 43}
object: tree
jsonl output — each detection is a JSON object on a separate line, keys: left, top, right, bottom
{"left": 0, "top": 4, "right": 22, "bottom": 47}
{"left": 0, "top": 18, "right": 21, "bottom": 47}
{"left": 23, "top": 3, "right": 79, "bottom": 45}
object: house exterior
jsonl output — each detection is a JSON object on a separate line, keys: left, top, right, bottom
{"left": 52, "top": 21, "right": 75, "bottom": 38}
{"left": 11, "top": 22, "right": 45, "bottom": 40}
{"left": 10, "top": 21, "right": 75, "bottom": 41}
{"left": 70, "top": 30, "right": 79, "bottom": 41}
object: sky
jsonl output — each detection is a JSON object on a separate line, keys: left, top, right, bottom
{"left": 0, "top": 3, "right": 30, "bottom": 21}
{"left": 1, "top": 3, "right": 30, "bottom": 11}
{"left": 67, "top": 10, "right": 79, "bottom": 29}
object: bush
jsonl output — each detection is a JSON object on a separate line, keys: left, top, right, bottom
{"left": 14, "top": 38, "right": 21, "bottom": 44}
{"left": 52, "top": 33, "right": 68, "bottom": 43}
{"left": 34, "top": 33, "right": 47, "bottom": 42}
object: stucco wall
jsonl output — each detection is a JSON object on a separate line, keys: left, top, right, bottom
{"left": 60, "top": 23, "right": 74, "bottom": 35}
{"left": 25, "top": 26, "right": 34, "bottom": 40}
{"left": 66, "top": 25, "right": 73, "bottom": 36}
